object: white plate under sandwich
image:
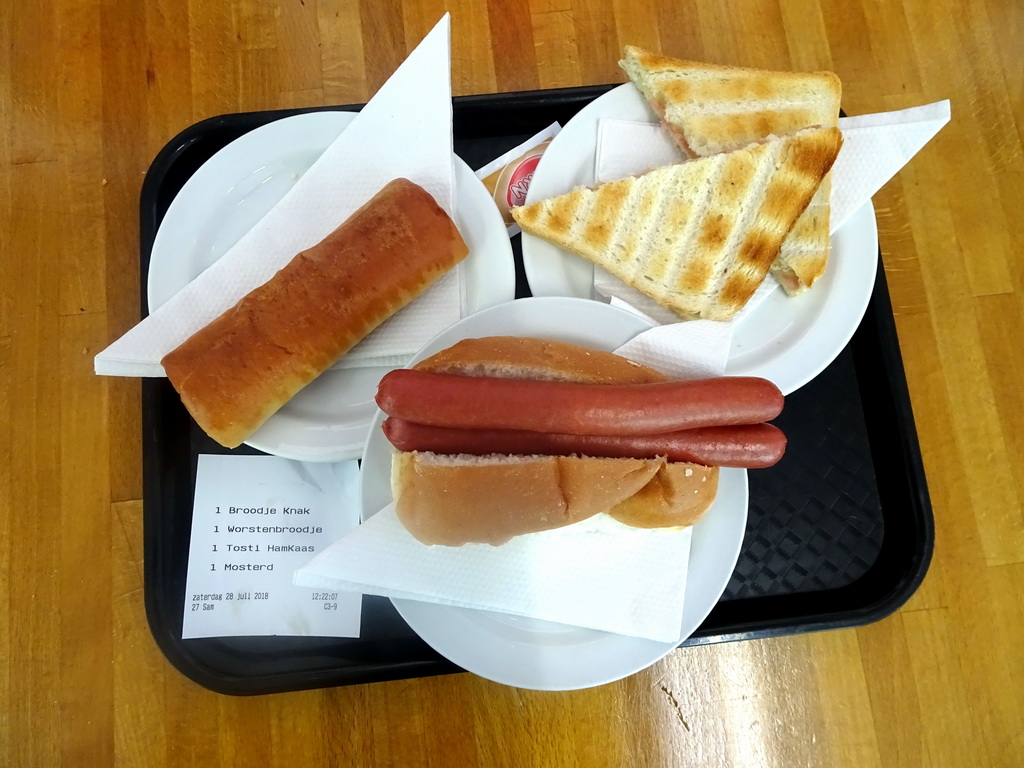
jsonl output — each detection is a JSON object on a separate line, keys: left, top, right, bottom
{"left": 521, "top": 84, "right": 879, "bottom": 396}
{"left": 148, "top": 111, "right": 515, "bottom": 461}
{"left": 360, "top": 297, "right": 749, "bottom": 691}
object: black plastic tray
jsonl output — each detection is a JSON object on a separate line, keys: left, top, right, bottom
{"left": 141, "top": 86, "right": 934, "bottom": 695}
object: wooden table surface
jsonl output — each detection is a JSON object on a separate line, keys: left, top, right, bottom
{"left": 3, "top": 0, "right": 1022, "bottom": 765}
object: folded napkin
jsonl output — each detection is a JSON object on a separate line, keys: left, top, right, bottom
{"left": 592, "top": 101, "right": 951, "bottom": 327}
{"left": 294, "top": 321, "right": 732, "bottom": 643}
{"left": 95, "top": 15, "right": 458, "bottom": 377}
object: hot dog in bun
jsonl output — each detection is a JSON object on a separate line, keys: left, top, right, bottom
{"left": 375, "top": 337, "right": 786, "bottom": 546}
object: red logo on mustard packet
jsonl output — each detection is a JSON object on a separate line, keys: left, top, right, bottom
{"left": 505, "top": 155, "right": 542, "bottom": 209}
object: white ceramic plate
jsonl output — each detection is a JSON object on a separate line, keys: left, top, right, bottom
{"left": 148, "top": 111, "right": 515, "bottom": 461}
{"left": 522, "top": 84, "right": 879, "bottom": 396}
{"left": 360, "top": 297, "right": 749, "bottom": 691}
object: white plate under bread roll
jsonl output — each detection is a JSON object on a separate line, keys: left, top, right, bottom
{"left": 162, "top": 178, "right": 468, "bottom": 449}
{"left": 377, "top": 337, "right": 787, "bottom": 546}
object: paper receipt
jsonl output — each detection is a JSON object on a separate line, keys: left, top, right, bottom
{"left": 181, "top": 454, "right": 362, "bottom": 639}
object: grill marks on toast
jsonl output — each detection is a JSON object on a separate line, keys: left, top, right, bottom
{"left": 619, "top": 46, "right": 842, "bottom": 295}
{"left": 703, "top": 141, "right": 786, "bottom": 315}
{"left": 512, "top": 127, "right": 842, "bottom": 321}
{"left": 625, "top": 162, "right": 714, "bottom": 291}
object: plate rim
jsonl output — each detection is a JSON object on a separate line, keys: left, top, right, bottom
{"left": 359, "top": 296, "right": 750, "bottom": 690}
{"left": 146, "top": 110, "right": 516, "bottom": 461}
{"left": 520, "top": 82, "right": 880, "bottom": 396}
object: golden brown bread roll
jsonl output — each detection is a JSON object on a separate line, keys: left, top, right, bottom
{"left": 162, "top": 178, "right": 468, "bottom": 448}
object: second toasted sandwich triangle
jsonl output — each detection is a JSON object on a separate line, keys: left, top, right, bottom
{"left": 512, "top": 127, "right": 842, "bottom": 322}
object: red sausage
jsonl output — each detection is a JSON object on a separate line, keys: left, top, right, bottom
{"left": 375, "top": 370, "right": 783, "bottom": 436}
{"left": 382, "top": 419, "right": 787, "bottom": 468}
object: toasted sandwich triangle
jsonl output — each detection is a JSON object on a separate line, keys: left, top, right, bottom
{"left": 619, "top": 46, "right": 842, "bottom": 294}
{"left": 512, "top": 127, "right": 842, "bottom": 322}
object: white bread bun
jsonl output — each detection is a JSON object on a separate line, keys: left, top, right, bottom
{"left": 392, "top": 452, "right": 664, "bottom": 546}
{"left": 389, "top": 337, "right": 720, "bottom": 546}
{"left": 608, "top": 462, "right": 719, "bottom": 528}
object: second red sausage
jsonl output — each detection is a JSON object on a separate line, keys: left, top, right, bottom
{"left": 375, "top": 370, "right": 784, "bottom": 436}
{"left": 383, "top": 419, "right": 787, "bottom": 468}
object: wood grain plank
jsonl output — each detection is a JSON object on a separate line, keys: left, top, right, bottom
{"left": 875, "top": 178, "right": 930, "bottom": 318}
{"left": 471, "top": 682, "right": 588, "bottom": 768}
{"left": 401, "top": 0, "right": 448, "bottom": 59}
{"left": 570, "top": 0, "right": 622, "bottom": 85}
{"left": 529, "top": 5, "right": 582, "bottom": 89}
{"left": 488, "top": 0, "right": 540, "bottom": 92}
{"left": 276, "top": 0, "right": 325, "bottom": 93}
{"left": 59, "top": 311, "right": 114, "bottom": 766}
{"left": 996, "top": 170, "right": 1024, "bottom": 294}
{"left": 946, "top": 566, "right": 1024, "bottom": 764}
{"left": 888, "top": 311, "right": 952, "bottom": 613}
{"left": 5, "top": 162, "right": 63, "bottom": 768}
{"left": 982, "top": 0, "right": 1022, "bottom": 148}
{"left": 165, "top": 687, "right": 221, "bottom": 767}
{"left": 238, "top": 47, "right": 283, "bottom": 112}
{"left": 112, "top": 500, "right": 168, "bottom": 768}
{"left": 734, "top": 3, "right": 792, "bottom": 70}
{"left": 778, "top": 0, "right": 834, "bottom": 72}
{"left": 611, "top": 0, "right": 660, "bottom": 59}
{"left": 10, "top": 0, "right": 58, "bottom": 163}
{"left": 316, "top": 686, "right": 376, "bottom": 765}
{"left": 0, "top": 178, "right": 9, "bottom": 339}
{"left": 359, "top": 0, "right": 406, "bottom": 94}
{"left": 319, "top": 0, "right": 368, "bottom": 103}
{"left": 693, "top": 1, "right": 788, "bottom": 69}
{"left": 819, "top": 0, "right": 879, "bottom": 114}
{"left": 100, "top": 0, "right": 148, "bottom": 506}
{"left": 54, "top": 0, "right": 106, "bottom": 326}
{"left": 976, "top": 293, "right": 1024, "bottom": 526}
{"left": 713, "top": 637, "right": 828, "bottom": 768}
{"left": 898, "top": 148, "right": 1024, "bottom": 566}
{"left": 655, "top": 0, "right": 705, "bottom": 62}
{"left": 807, "top": 629, "right": 882, "bottom": 768}
{"left": 860, "top": 0, "right": 922, "bottom": 97}
{"left": 903, "top": 608, "right": 992, "bottom": 768}
{"left": 985, "top": 562, "right": 1024, "bottom": 762}
{"left": 188, "top": 0, "right": 240, "bottom": 119}
{"left": 956, "top": 1, "right": 1024, "bottom": 177}
{"left": 450, "top": 0, "right": 498, "bottom": 95}
{"left": 144, "top": 0, "right": 196, "bottom": 158}
{"left": 0, "top": 337, "right": 12, "bottom": 764}
{"left": 54, "top": 0, "right": 107, "bottom": 327}
{"left": 418, "top": 677, "right": 478, "bottom": 767}
{"left": 219, "top": 695, "right": 272, "bottom": 765}
{"left": 278, "top": 88, "right": 328, "bottom": 109}
{"left": 858, "top": 614, "right": 924, "bottom": 768}
{"left": 902, "top": 0, "right": 1017, "bottom": 298}
{"left": 237, "top": 0, "right": 278, "bottom": 50}
{"left": 54, "top": 0, "right": 103, "bottom": 221}
{"left": 646, "top": 648, "right": 732, "bottom": 767}
{"left": 0, "top": 0, "right": 10, "bottom": 339}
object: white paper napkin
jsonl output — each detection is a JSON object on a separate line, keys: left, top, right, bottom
{"left": 591, "top": 99, "right": 951, "bottom": 356}
{"left": 829, "top": 100, "right": 951, "bottom": 232}
{"left": 95, "top": 15, "right": 459, "bottom": 377}
{"left": 295, "top": 506, "right": 693, "bottom": 642}
{"left": 294, "top": 322, "right": 730, "bottom": 643}
{"left": 594, "top": 100, "right": 951, "bottom": 230}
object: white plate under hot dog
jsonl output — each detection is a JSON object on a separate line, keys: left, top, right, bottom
{"left": 360, "top": 297, "right": 749, "bottom": 691}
